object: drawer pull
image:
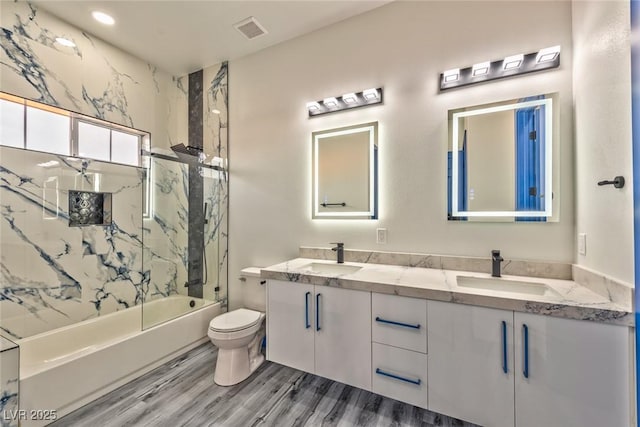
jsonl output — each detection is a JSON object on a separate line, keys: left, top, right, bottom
{"left": 375, "top": 317, "right": 421, "bottom": 330}
{"left": 375, "top": 368, "right": 421, "bottom": 385}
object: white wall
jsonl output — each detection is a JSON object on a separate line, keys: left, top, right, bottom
{"left": 229, "top": 1, "right": 575, "bottom": 310}
{"left": 572, "top": 0, "right": 633, "bottom": 285}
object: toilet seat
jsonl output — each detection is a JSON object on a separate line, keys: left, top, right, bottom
{"left": 209, "top": 308, "right": 262, "bottom": 333}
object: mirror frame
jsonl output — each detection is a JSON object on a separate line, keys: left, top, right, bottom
{"left": 312, "top": 121, "right": 378, "bottom": 220}
{"left": 450, "top": 97, "right": 553, "bottom": 219}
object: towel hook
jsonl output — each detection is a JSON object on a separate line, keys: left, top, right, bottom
{"left": 597, "top": 176, "right": 625, "bottom": 189}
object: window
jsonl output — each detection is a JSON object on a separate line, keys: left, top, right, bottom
{"left": 26, "top": 105, "right": 71, "bottom": 155}
{"left": 0, "top": 98, "right": 24, "bottom": 148}
{"left": 0, "top": 92, "right": 145, "bottom": 166}
{"left": 78, "top": 121, "right": 110, "bottom": 161}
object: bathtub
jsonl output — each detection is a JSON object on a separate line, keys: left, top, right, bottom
{"left": 16, "top": 295, "right": 221, "bottom": 427}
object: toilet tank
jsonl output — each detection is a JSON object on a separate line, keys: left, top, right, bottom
{"left": 240, "top": 267, "right": 266, "bottom": 312}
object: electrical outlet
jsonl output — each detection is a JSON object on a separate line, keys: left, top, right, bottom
{"left": 578, "top": 233, "right": 587, "bottom": 256}
{"left": 376, "top": 228, "right": 387, "bottom": 244}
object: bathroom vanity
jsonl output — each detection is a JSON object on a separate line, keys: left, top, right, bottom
{"left": 262, "top": 253, "right": 633, "bottom": 427}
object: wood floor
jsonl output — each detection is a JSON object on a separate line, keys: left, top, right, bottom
{"left": 51, "top": 343, "right": 478, "bottom": 427}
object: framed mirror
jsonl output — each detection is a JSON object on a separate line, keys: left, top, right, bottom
{"left": 448, "top": 94, "right": 557, "bottom": 222}
{"left": 312, "top": 122, "right": 378, "bottom": 219}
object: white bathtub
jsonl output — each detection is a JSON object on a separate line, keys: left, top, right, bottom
{"left": 17, "top": 296, "right": 221, "bottom": 427}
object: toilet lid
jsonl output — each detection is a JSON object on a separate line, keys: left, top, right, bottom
{"left": 209, "top": 309, "right": 262, "bottom": 332}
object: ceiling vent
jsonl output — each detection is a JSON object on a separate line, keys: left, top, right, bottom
{"left": 233, "top": 16, "right": 268, "bottom": 40}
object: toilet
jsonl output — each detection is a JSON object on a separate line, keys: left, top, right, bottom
{"left": 208, "top": 268, "right": 266, "bottom": 386}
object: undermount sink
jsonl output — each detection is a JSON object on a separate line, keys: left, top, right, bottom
{"left": 301, "top": 262, "right": 362, "bottom": 275}
{"left": 456, "top": 275, "right": 560, "bottom": 297}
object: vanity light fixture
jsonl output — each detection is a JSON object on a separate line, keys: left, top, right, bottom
{"left": 92, "top": 11, "right": 115, "bottom": 26}
{"left": 342, "top": 93, "right": 358, "bottom": 104}
{"left": 324, "top": 97, "right": 339, "bottom": 108}
{"left": 440, "top": 46, "right": 560, "bottom": 91}
{"left": 536, "top": 45, "right": 560, "bottom": 64}
{"left": 472, "top": 62, "right": 490, "bottom": 77}
{"left": 503, "top": 54, "right": 524, "bottom": 70}
{"left": 443, "top": 69, "right": 460, "bottom": 83}
{"left": 307, "top": 87, "right": 383, "bottom": 118}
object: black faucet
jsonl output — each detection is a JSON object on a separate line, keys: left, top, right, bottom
{"left": 491, "top": 250, "right": 504, "bottom": 277}
{"left": 331, "top": 242, "right": 344, "bottom": 264}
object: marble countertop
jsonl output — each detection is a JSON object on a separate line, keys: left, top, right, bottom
{"left": 261, "top": 258, "right": 633, "bottom": 327}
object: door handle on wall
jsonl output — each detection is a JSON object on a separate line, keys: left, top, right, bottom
{"left": 316, "top": 293, "right": 321, "bottom": 331}
{"left": 305, "top": 292, "right": 311, "bottom": 329}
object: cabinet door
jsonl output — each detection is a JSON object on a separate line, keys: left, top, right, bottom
{"left": 428, "top": 301, "right": 515, "bottom": 427}
{"left": 514, "top": 313, "right": 631, "bottom": 427}
{"left": 314, "top": 286, "right": 371, "bottom": 390}
{"left": 266, "top": 279, "right": 315, "bottom": 373}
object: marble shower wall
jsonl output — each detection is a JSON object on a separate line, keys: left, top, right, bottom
{"left": 0, "top": 1, "right": 188, "bottom": 150}
{"left": 0, "top": 146, "right": 144, "bottom": 339}
{"left": 1, "top": 1, "right": 229, "bottom": 309}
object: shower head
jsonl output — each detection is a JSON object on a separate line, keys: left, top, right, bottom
{"left": 170, "top": 143, "right": 203, "bottom": 162}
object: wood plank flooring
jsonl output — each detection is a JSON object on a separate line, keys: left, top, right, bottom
{"left": 51, "top": 343, "right": 478, "bottom": 427}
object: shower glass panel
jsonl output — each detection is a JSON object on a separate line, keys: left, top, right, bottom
{"left": 142, "top": 154, "right": 225, "bottom": 329}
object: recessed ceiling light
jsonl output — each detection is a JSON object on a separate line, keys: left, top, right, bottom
{"left": 92, "top": 11, "right": 115, "bottom": 26}
{"left": 211, "top": 109, "right": 221, "bottom": 114}
{"left": 503, "top": 54, "right": 524, "bottom": 70}
{"left": 37, "top": 160, "right": 60, "bottom": 168}
{"left": 55, "top": 37, "right": 75, "bottom": 47}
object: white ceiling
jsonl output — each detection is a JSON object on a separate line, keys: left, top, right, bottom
{"left": 34, "top": 1, "right": 392, "bottom": 76}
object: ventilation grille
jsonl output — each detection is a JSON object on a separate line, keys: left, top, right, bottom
{"left": 233, "top": 16, "right": 267, "bottom": 40}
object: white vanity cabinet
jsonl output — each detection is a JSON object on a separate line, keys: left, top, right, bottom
{"left": 427, "top": 301, "right": 515, "bottom": 427}
{"left": 371, "top": 293, "right": 429, "bottom": 409}
{"left": 427, "top": 301, "right": 632, "bottom": 427}
{"left": 513, "top": 312, "right": 631, "bottom": 427}
{"left": 266, "top": 279, "right": 371, "bottom": 391}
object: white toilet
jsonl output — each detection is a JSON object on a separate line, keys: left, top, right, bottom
{"left": 208, "top": 308, "right": 265, "bottom": 386}
{"left": 208, "top": 267, "right": 266, "bottom": 386}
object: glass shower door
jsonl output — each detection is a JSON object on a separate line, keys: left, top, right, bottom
{"left": 141, "top": 155, "right": 224, "bottom": 329}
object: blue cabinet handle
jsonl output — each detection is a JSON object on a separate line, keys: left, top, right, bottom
{"left": 501, "top": 321, "right": 508, "bottom": 374}
{"left": 523, "top": 324, "right": 529, "bottom": 379}
{"left": 316, "top": 293, "right": 321, "bottom": 331}
{"left": 375, "top": 317, "right": 421, "bottom": 330}
{"left": 305, "top": 292, "right": 311, "bottom": 329}
{"left": 375, "top": 368, "right": 421, "bottom": 385}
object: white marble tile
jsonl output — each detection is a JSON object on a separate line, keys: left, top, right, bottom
{"left": 572, "top": 264, "right": 633, "bottom": 310}
{"left": 299, "top": 247, "right": 572, "bottom": 280}
{"left": 0, "top": 340, "right": 19, "bottom": 427}
{"left": 263, "top": 258, "right": 632, "bottom": 326}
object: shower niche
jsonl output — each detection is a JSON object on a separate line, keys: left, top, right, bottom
{"left": 68, "top": 190, "right": 113, "bottom": 226}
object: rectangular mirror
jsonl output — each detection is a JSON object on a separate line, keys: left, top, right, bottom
{"left": 448, "top": 94, "right": 558, "bottom": 222}
{"left": 312, "top": 122, "right": 378, "bottom": 219}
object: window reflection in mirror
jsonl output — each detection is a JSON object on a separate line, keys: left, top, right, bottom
{"left": 312, "top": 122, "right": 378, "bottom": 219}
{"left": 447, "top": 94, "right": 558, "bottom": 222}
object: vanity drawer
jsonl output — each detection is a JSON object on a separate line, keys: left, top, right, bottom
{"left": 372, "top": 293, "right": 427, "bottom": 353}
{"left": 372, "top": 342, "right": 428, "bottom": 409}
